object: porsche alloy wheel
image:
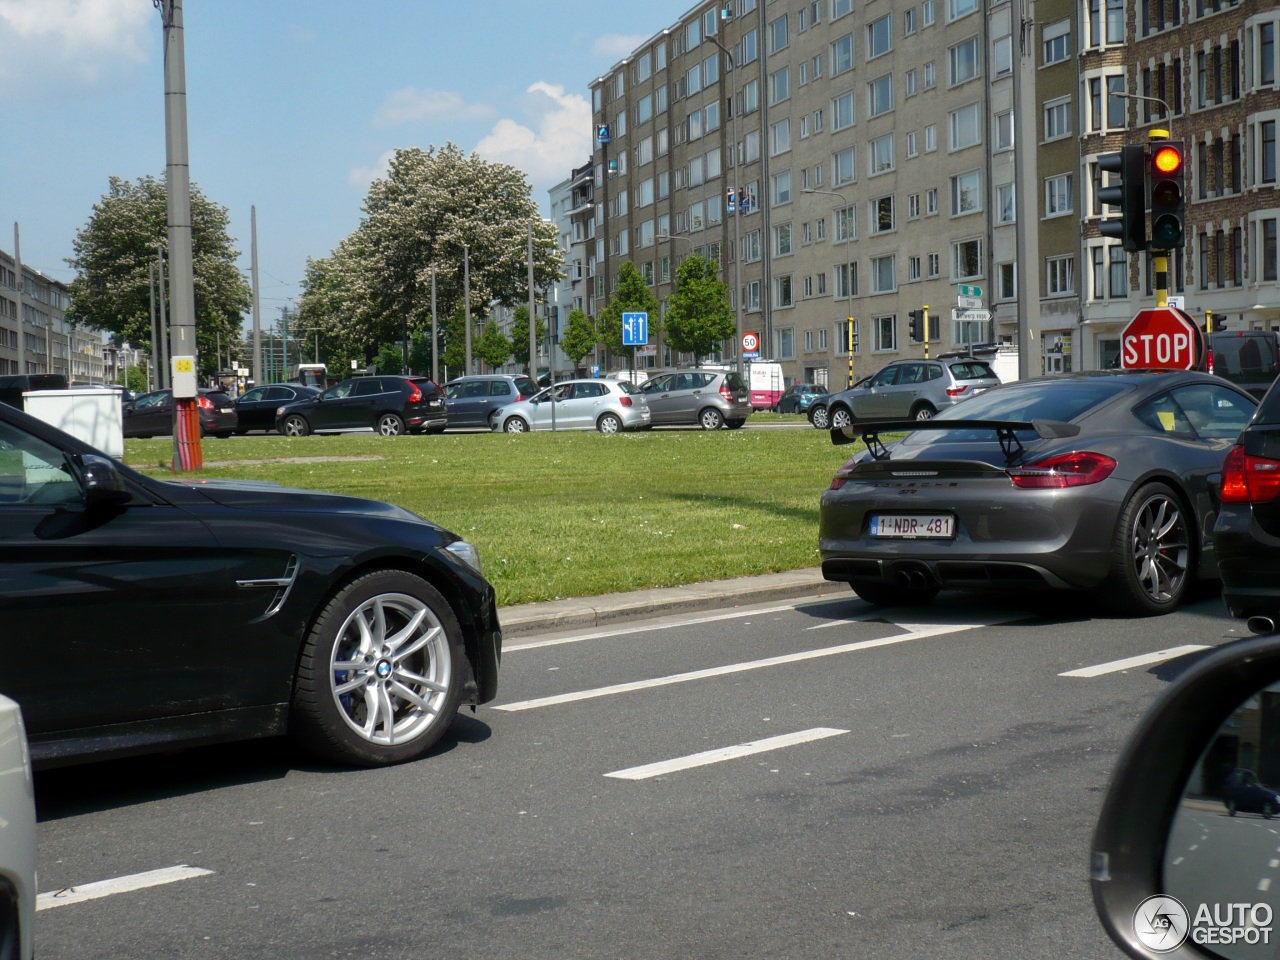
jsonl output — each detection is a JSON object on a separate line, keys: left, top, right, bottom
{"left": 1107, "top": 482, "right": 1191, "bottom": 615}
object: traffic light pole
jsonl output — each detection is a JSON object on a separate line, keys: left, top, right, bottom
{"left": 1153, "top": 251, "right": 1169, "bottom": 308}
{"left": 847, "top": 317, "right": 854, "bottom": 388}
{"left": 922, "top": 305, "right": 930, "bottom": 360}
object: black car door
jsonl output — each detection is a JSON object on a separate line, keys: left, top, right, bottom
{"left": 0, "top": 417, "right": 240, "bottom": 737}
{"left": 233, "top": 386, "right": 271, "bottom": 431}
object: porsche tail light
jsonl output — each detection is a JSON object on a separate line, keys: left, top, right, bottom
{"left": 1221, "top": 444, "right": 1280, "bottom": 504}
{"left": 829, "top": 477, "right": 848, "bottom": 491}
{"left": 1008, "top": 451, "right": 1117, "bottom": 489}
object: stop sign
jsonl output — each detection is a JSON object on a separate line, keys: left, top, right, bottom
{"left": 1120, "top": 307, "right": 1203, "bottom": 370}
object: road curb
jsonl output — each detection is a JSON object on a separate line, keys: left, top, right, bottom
{"left": 499, "top": 567, "right": 833, "bottom": 638}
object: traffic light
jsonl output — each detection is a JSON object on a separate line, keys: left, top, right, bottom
{"left": 907, "top": 310, "right": 923, "bottom": 343}
{"left": 1148, "top": 141, "right": 1185, "bottom": 251}
{"left": 1097, "top": 144, "right": 1147, "bottom": 253}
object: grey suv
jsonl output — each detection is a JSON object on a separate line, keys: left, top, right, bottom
{"left": 445, "top": 375, "right": 540, "bottom": 428}
{"left": 640, "top": 369, "right": 752, "bottom": 429}
{"left": 808, "top": 357, "right": 999, "bottom": 428}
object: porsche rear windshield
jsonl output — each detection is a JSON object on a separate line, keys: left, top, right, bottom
{"left": 901, "top": 379, "right": 1129, "bottom": 444}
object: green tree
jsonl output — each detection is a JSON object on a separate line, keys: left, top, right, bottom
{"left": 597, "top": 262, "right": 659, "bottom": 365}
{"left": 299, "top": 144, "right": 562, "bottom": 361}
{"left": 66, "top": 174, "right": 251, "bottom": 378}
{"left": 509, "top": 305, "right": 548, "bottom": 374}
{"left": 560, "top": 308, "right": 597, "bottom": 370}
{"left": 374, "top": 342, "right": 406, "bottom": 375}
{"left": 116, "top": 365, "right": 148, "bottom": 394}
{"left": 476, "top": 322, "right": 513, "bottom": 370}
{"left": 663, "top": 253, "right": 735, "bottom": 363}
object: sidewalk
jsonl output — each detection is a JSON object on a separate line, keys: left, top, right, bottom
{"left": 498, "top": 567, "right": 834, "bottom": 638}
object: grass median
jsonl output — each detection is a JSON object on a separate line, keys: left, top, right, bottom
{"left": 122, "top": 419, "right": 853, "bottom": 606}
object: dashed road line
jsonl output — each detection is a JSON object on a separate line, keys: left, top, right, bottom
{"left": 1059, "top": 645, "right": 1210, "bottom": 678}
{"left": 37, "top": 865, "right": 213, "bottom": 911}
{"left": 605, "top": 728, "right": 849, "bottom": 780}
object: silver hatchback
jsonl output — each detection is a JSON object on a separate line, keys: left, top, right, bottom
{"left": 489, "top": 379, "right": 651, "bottom": 433}
{"left": 810, "top": 357, "right": 1000, "bottom": 429}
{"left": 639, "top": 369, "right": 752, "bottom": 429}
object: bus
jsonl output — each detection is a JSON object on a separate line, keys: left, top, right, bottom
{"left": 291, "top": 363, "right": 328, "bottom": 388}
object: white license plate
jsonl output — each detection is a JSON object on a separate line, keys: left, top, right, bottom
{"left": 870, "top": 514, "right": 955, "bottom": 539}
{"left": 220, "top": 407, "right": 233, "bottom": 413}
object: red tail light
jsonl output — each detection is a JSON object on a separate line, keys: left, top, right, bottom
{"left": 720, "top": 384, "right": 733, "bottom": 401}
{"left": 197, "top": 395, "right": 214, "bottom": 410}
{"left": 620, "top": 395, "right": 633, "bottom": 407}
{"left": 515, "top": 393, "right": 526, "bottom": 402}
{"left": 1008, "top": 451, "right": 1117, "bottom": 488}
{"left": 1206, "top": 348, "right": 1215, "bottom": 375}
{"left": 829, "top": 477, "right": 848, "bottom": 490}
{"left": 407, "top": 383, "right": 423, "bottom": 403}
{"left": 1221, "top": 444, "right": 1280, "bottom": 504}
{"left": 945, "top": 385, "right": 969, "bottom": 397}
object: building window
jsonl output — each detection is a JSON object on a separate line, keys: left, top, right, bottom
{"left": 1045, "top": 173, "right": 1073, "bottom": 216}
{"left": 924, "top": 61, "right": 937, "bottom": 89}
{"left": 908, "top": 193, "right": 921, "bottom": 219}
{"left": 871, "top": 255, "right": 896, "bottom": 294}
{"left": 924, "top": 124, "right": 937, "bottom": 152}
{"left": 923, "top": 0, "right": 936, "bottom": 27}
{"left": 1261, "top": 119, "right": 1277, "bottom": 184}
{"left": 770, "top": 118, "right": 791, "bottom": 155}
{"left": 832, "top": 34, "right": 854, "bottom": 75}
{"left": 953, "top": 238, "right": 982, "bottom": 280}
{"left": 909, "top": 255, "right": 922, "bottom": 281}
{"left": 834, "top": 205, "right": 856, "bottom": 242}
{"left": 743, "top": 230, "right": 762, "bottom": 263}
{"left": 874, "top": 314, "right": 898, "bottom": 351}
{"left": 949, "top": 37, "right": 980, "bottom": 85}
{"left": 1044, "top": 97, "right": 1072, "bottom": 140}
{"left": 928, "top": 252, "right": 941, "bottom": 278}
{"left": 1043, "top": 19, "right": 1071, "bottom": 64}
{"left": 1109, "top": 245, "right": 1129, "bottom": 297}
{"left": 1087, "top": 74, "right": 1127, "bottom": 133}
{"left": 926, "top": 187, "right": 939, "bottom": 216}
{"left": 995, "top": 110, "right": 1014, "bottom": 150}
{"left": 998, "top": 261, "right": 1016, "bottom": 299}
{"left": 1262, "top": 219, "right": 1278, "bottom": 282}
{"left": 904, "top": 7, "right": 918, "bottom": 35}
{"left": 868, "top": 75, "right": 893, "bottom": 117}
{"left": 769, "top": 14, "right": 789, "bottom": 53}
{"left": 870, "top": 134, "right": 895, "bottom": 174}
{"left": 770, "top": 67, "right": 790, "bottom": 105}
{"left": 871, "top": 196, "right": 895, "bottom": 234}
{"left": 949, "top": 102, "right": 982, "bottom": 150}
{"left": 996, "top": 183, "right": 1015, "bottom": 224}
{"left": 1047, "top": 255, "right": 1076, "bottom": 295}
{"left": 773, "top": 170, "right": 792, "bottom": 205}
{"left": 948, "top": 0, "right": 979, "bottom": 21}
{"left": 906, "top": 131, "right": 919, "bottom": 157}
{"left": 868, "top": 14, "right": 892, "bottom": 58}
{"left": 833, "top": 90, "right": 856, "bottom": 131}
{"left": 951, "top": 170, "right": 982, "bottom": 215}
{"left": 833, "top": 146, "right": 856, "bottom": 185}
{"left": 993, "top": 35, "right": 1013, "bottom": 76}
{"left": 774, "top": 275, "right": 794, "bottom": 308}
{"left": 906, "top": 68, "right": 919, "bottom": 96}
{"left": 773, "top": 223, "right": 793, "bottom": 257}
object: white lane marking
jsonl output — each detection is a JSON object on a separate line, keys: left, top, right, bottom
{"left": 1270, "top": 859, "right": 1279, "bottom": 869}
{"left": 605, "top": 728, "right": 849, "bottom": 780}
{"left": 508, "top": 599, "right": 846, "bottom": 650}
{"left": 807, "top": 611, "right": 1021, "bottom": 632}
{"left": 497, "top": 620, "right": 1002, "bottom": 712}
{"left": 1261, "top": 878, "right": 1273, "bottom": 893}
{"left": 37, "top": 865, "right": 213, "bottom": 911}
{"left": 1059, "top": 645, "right": 1210, "bottom": 678}
{"left": 1171, "top": 857, "right": 1185, "bottom": 866}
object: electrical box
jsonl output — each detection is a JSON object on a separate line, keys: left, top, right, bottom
{"left": 171, "top": 356, "right": 198, "bottom": 398}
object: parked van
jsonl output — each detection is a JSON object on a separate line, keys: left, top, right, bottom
{"left": 747, "top": 361, "right": 785, "bottom": 410}
{"left": 0, "top": 374, "right": 69, "bottom": 410}
{"left": 1208, "top": 330, "right": 1280, "bottom": 399}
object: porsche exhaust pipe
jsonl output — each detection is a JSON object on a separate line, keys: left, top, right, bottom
{"left": 890, "top": 560, "right": 936, "bottom": 591}
{"left": 1247, "top": 616, "right": 1278, "bottom": 636}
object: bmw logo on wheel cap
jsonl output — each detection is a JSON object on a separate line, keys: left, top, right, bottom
{"left": 1133, "top": 895, "right": 1189, "bottom": 952}
{"left": 375, "top": 659, "right": 393, "bottom": 679}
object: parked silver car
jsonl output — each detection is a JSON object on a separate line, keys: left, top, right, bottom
{"left": 0, "top": 694, "right": 35, "bottom": 960}
{"left": 639, "top": 369, "right": 752, "bottom": 429}
{"left": 809, "top": 357, "right": 1000, "bottom": 428}
{"left": 489, "top": 379, "right": 651, "bottom": 434}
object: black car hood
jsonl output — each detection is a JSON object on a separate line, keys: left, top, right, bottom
{"left": 175, "top": 478, "right": 430, "bottom": 524}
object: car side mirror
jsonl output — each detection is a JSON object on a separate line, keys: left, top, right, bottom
{"left": 75, "top": 454, "right": 132, "bottom": 507}
{"left": 1092, "top": 633, "right": 1280, "bottom": 958}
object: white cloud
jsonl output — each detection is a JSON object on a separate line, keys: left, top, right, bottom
{"left": 373, "top": 87, "right": 495, "bottom": 127}
{"left": 348, "top": 148, "right": 397, "bottom": 190}
{"left": 474, "top": 82, "right": 591, "bottom": 195}
{"left": 592, "top": 32, "right": 648, "bottom": 60}
{"left": 0, "top": 0, "right": 151, "bottom": 97}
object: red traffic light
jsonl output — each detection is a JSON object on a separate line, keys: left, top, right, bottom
{"left": 1153, "top": 145, "right": 1182, "bottom": 175}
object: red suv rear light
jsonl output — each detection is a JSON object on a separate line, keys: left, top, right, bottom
{"left": 1221, "top": 444, "right": 1280, "bottom": 504}
{"left": 720, "top": 384, "right": 733, "bottom": 401}
{"left": 1206, "top": 348, "right": 1215, "bottom": 375}
{"left": 197, "top": 395, "right": 214, "bottom": 410}
{"left": 945, "top": 385, "right": 969, "bottom": 397}
{"left": 407, "top": 383, "right": 423, "bottom": 403}
{"left": 1008, "top": 451, "right": 1117, "bottom": 489}
{"left": 620, "top": 395, "right": 633, "bottom": 407}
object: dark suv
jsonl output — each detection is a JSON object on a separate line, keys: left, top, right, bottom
{"left": 444, "top": 375, "right": 539, "bottom": 429}
{"left": 1209, "top": 330, "right": 1280, "bottom": 399}
{"left": 275, "top": 376, "right": 446, "bottom": 436}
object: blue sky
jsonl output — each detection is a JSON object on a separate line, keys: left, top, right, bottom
{"left": 0, "top": 0, "right": 694, "bottom": 323}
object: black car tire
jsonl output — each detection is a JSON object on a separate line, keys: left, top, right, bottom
{"left": 829, "top": 406, "right": 854, "bottom": 429}
{"left": 850, "top": 582, "right": 941, "bottom": 607}
{"left": 699, "top": 408, "right": 725, "bottom": 430}
{"left": 377, "top": 413, "right": 405, "bottom": 437}
{"left": 503, "top": 416, "right": 528, "bottom": 433}
{"left": 911, "top": 403, "right": 936, "bottom": 421}
{"left": 281, "top": 415, "right": 310, "bottom": 437}
{"left": 1265, "top": 802, "right": 1274, "bottom": 820}
{"left": 1105, "top": 481, "right": 1192, "bottom": 615}
{"left": 1228, "top": 799, "right": 1237, "bottom": 816}
{"left": 597, "top": 413, "right": 622, "bottom": 435}
{"left": 726, "top": 420, "right": 746, "bottom": 430}
{"left": 291, "top": 570, "right": 465, "bottom": 767}
{"left": 810, "top": 405, "right": 830, "bottom": 429}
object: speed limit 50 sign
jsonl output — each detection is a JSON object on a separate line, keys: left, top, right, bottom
{"left": 742, "top": 332, "right": 760, "bottom": 356}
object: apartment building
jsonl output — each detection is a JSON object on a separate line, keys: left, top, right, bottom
{"left": 0, "top": 248, "right": 104, "bottom": 383}
{"left": 1078, "top": 0, "right": 1280, "bottom": 369}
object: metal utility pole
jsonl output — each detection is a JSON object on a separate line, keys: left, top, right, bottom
{"left": 431, "top": 265, "right": 439, "bottom": 384}
{"left": 528, "top": 224, "right": 537, "bottom": 380}
{"left": 708, "top": 32, "right": 744, "bottom": 377}
{"left": 156, "top": 245, "right": 169, "bottom": 389}
{"left": 1012, "top": 0, "right": 1040, "bottom": 379}
{"left": 12, "top": 225, "right": 26, "bottom": 376}
{"left": 464, "top": 244, "right": 472, "bottom": 373}
{"left": 251, "top": 205, "right": 262, "bottom": 386}
{"left": 155, "top": 0, "right": 201, "bottom": 471}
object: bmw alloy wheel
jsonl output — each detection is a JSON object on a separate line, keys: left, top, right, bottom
{"left": 810, "top": 405, "right": 829, "bottom": 429}
{"left": 830, "top": 407, "right": 853, "bottom": 429}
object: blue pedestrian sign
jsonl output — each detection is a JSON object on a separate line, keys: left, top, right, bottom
{"left": 622, "top": 311, "right": 648, "bottom": 346}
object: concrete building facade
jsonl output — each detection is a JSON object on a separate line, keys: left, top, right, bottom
{"left": 0, "top": 249, "right": 105, "bottom": 384}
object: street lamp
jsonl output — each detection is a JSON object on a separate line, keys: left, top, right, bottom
{"left": 803, "top": 188, "right": 856, "bottom": 387}
{"left": 707, "top": 30, "right": 744, "bottom": 378}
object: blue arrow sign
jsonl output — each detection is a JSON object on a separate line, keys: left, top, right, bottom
{"left": 622, "top": 311, "right": 648, "bottom": 346}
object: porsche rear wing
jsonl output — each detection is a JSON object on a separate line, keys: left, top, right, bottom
{"left": 830, "top": 418, "right": 1081, "bottom": 462}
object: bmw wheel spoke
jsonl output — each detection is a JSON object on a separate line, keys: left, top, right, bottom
{"left": 394, "top": 666, "right": 446, "bottom": 694}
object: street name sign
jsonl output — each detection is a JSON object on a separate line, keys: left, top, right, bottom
{"left": 957, "top": 296, "right": 983, "bottom": 309}
{"left": 1120, "top": 306, "right": 1202, "bottom": 370}
{"left": 957, "top": 284, "right": 983, "bottom": 298}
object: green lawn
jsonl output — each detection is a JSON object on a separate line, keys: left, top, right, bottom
{"left": 123, "top": 420, "right": 852, "bottom": 606}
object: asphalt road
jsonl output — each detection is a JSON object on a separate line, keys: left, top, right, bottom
{"left": 32, "top": 584, "right": 1249, "bottom": 959}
